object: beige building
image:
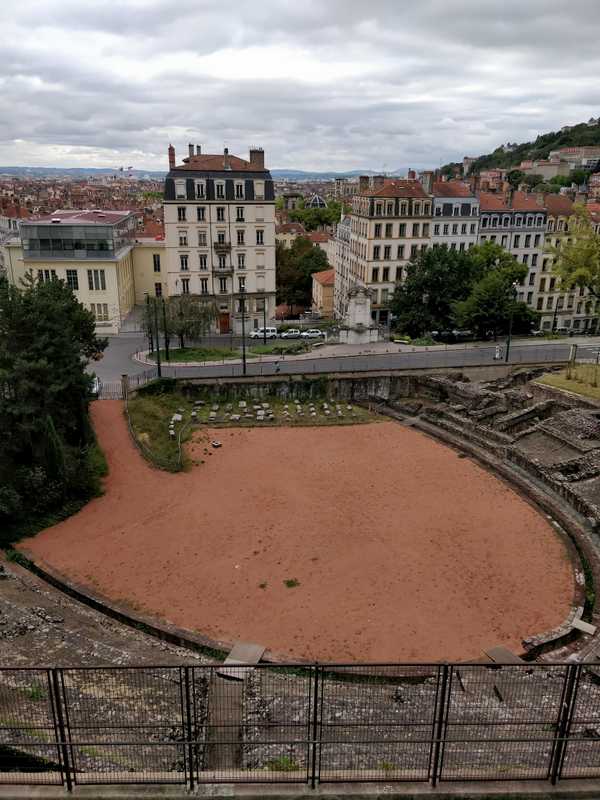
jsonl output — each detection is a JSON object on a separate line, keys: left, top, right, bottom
{"left": 163, "top": 143, "right": 276, "bottom": 334}
{"left": 275, "top": 221, "right": 306, "bottom": 248}
{"left": 6, "top": 210, "right": 138, "bottom": 334}
{"left": 131, "top": 237, "right": 167, "bottom": 302}
{"left": 344, "top": 180, "right": 432, "bottom": 325}
{"left": 311, "top": 268, "right": 334, "bottom": 317}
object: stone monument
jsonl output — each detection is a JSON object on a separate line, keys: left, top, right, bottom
{"left": 339, "top": 285, "right": 381, "bottom": 345}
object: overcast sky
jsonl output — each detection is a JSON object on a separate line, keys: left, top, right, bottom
{"left": 1, "top": 0, "right": 600, "bottom": 172}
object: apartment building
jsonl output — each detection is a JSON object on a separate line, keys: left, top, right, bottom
{"left": 430, "top": 181, "right": 479, "bottom": 251}
{"left": 163, "top": 144, "right": 276, "bottom": 334}
{"left": 5, "top": 209, "right": 138, "bottom": 333}
{"left": 333, "top": 214, "right": 351, "bottom": 318}
{"left": 535, "top": 196, "right": 598, "bottom": 333}
{"left": 346, "top": 180, "right": 432, "bottom": 325}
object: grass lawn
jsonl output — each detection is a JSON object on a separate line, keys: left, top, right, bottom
{"left": 537, "top": 365, "right": 600, "bottom": 402}
{"left": 249, "top": 342, "right": 308, "bottom": 356}
{"left": 148, "top": 346, "right": 238, "bottom": 362}
{"left": 127, "top": 389, "right": 380, "bottom": 470}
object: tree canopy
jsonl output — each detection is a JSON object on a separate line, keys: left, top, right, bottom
{"left": 276, "top": 237, "right": 329, "bottom": 308}
{"left": 288, "top": 200, "right": 347, "bottom": 231}
{"left": 0, "top": 274, "right": 108, "bottom": 541}
{"left": 549, "top": 204, "right": 600, "bottom": 299}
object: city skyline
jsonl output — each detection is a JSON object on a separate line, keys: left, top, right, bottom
{"left": 1, "top": 0, "right": 600, "bottom": 172}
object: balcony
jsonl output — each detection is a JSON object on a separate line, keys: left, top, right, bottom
{"left": 213, "top": 241, "right": 232, "bottom": 253}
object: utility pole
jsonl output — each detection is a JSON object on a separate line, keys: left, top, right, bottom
{"left": 161, "top": 298, "right": 170, "bottom": 362}
{"left": 504, "top": 281, "right": 519, "bottom": 364}
{"left": 153, "top": 298, "right": 162, "bottom": 377}
{"left": 263, "top": 297, "right": 267, "bottom": 344}
{"left": 240, "top": 287, "right": 247, "bottom": 376}
{"left": 144, "top": 292, "right": 153, "bottom": 354}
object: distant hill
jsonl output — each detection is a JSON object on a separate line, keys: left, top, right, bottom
{"left": 453, "top": 120, "right": 600, "bottom": 175}
{"left": 0, "top": 166, "right": 166, "bottom": 179}
{"left": 269, "top": 168, "right": 409, "bottom": 180}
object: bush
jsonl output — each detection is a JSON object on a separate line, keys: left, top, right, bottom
{"left": 137, "top": 377, "right": 177, "bottom": 396}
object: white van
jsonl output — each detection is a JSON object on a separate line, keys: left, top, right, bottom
{"left": 249, "top": 327, "right": 277, "bottom": 339}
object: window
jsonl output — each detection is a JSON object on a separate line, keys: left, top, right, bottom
{"left": 522, "top": 254, "right": 529, "bottom": 265}
{"left": 256, "top": 229, "right": 264, "bottom": 245}
{"left": 372, "top": 267, "right": 379, "bottom": 282}
{"left": 531, "top": 254, "right": 538, "bottom": 266}
{"left": 527, "top": 291, "right": 533, "bottom": 304}
{"left": 413, "top": 223, "right": 420, "bottom": 237}
{"left": 197, "top": 207, "right": 205, "bottom": 221}
{"left": 481, "top": 217, "right": 488, "bottom": 228}
{"left": 375, "top": 203, "right": 382, "bottom": 216}
{"left": 550, "top": 277, "right": 556, "bottom": 290}
{"left": 236, "top": 207, "right": 245, "bottom": 222}
{"left": 154, "top": 282, "right": 162, "bottom": 297}
{"left": 179, "top": 231, "right": 188, "bottom": 246}
{"left": 198, "top": 231, "right": 207, "bottom": 246}
{"left": 400, "top": 203, "right": 407, "bottom": 216}
{"left": 180, "top": 254, "right": 188, "bottom": 271}
{"left": 414, "top": 203, "right": 421, "bottom": 215}
{"left": 175, "top": 180, "right": 186, "bottom": 199}
{"left": 216, "top": 182, "right": 225, "bottom": 199}
{"left": 422, "top": 223, "right": 429, "bottom": 237}
{"left": 153, "top": 254, "right": 161, "bottom": 272}
{"left": 65, "top": 269, "right": 78, "bottom": 290}
{"left": 397, "top": 245, "right": 405, "bottom": 259}
{"left": 470, "top": 224, "right": 476, "bottom": 234}
{"left": 199, "top": 254, "right": 207, "bottom": 270}
{"left": 459, "top": 242, "right": 465, "bottom": 252}
{"left": 238, "top": 276, "right": 246, "bottom": 292}
{"left": 435, "top": 206, "right": 442, "bottom": 216}
{"left": 216, "top": 207, "right": 225, "bottom": 221}
{"left": 434, "top": 224, "right": 440, "bottom": 235}
{"left": 238, "top": 253, "right": 245, "bottom": 269}
{"left": 382, "top": 267, "right": 389, "bottom": 282}
{"left": 443, "top": 224, "right": 449, "bottom": 235}
{"left": 219, "top": 277, "right": 227, "bottom": 293}
{"left": 546, "top": 296, "right": 553, "bottom": 309}
{"left": 452, "top": 224, "right": 458, "bottom": 235}
{"left": 91, "top": 303, "right": 109, "bottom": 321}
{"left": 461, "top": 224, "right": 467, "bottom": 235}
{"left": 501, "top": 235, "right": 508, "bottom": 247}
{"left": 384, "top": 245, "right": 391, "bottom": 259}
{"left": 386, "top": 202, "right": 394, "bottom": 215}
{"left": 527, "top": 216, "right": 533, "bottom": 227}
{"left": 218, "top": 255, "right": 227, "bottom": 268}
{"left": 177, "top": 206, "right": 186, "bottom": 221}
{"left": 200, "top": 278, "right": 209, "bottom": 295}
{"left": 398, "top": 223, "right": 406, "bottom": 236}
{"left": 525, "top": 234, "right": 531, "bottom": 248}
{"left": 217, "top": 231, "right": 226, "bottom": 245}
{"left": 181, "top": 278, "right": 190, "bottom": 294}
{"left": 528, "top": 272, "right": 536, "bottom": 286}
{"left": 534, "top": 234, "right": 541, "bottom": 247}
{"left": 87, "top": 269, "right": 106, "bottom": 290}
{"left": 235, "top": 183, "right": 244, "bottom": 199}
{"left": 237, "top": 230, "right": 245, "bottom": 246}
{"left": 195, "top": 181, "right": 205, "bottom": 199}
{"left": 373, "top": 245, "right": 380, "bottom": 260}
{"left": 385, "top": 223, "right": 393, "bottom": 238}
{"left": 410, "top": 244, "right": 418, "bottom": 258}
{"left": 514, "top": 235, "right": 520, "bottom": 248}
{"left": 537, "top": 298, "right": 543, "bottom": 310}
{"left": 254, "top": 181, "right": 265, "bottom": 199}
{"left": 540, "top": 278, "right": 546, "bottom": 292}
{"left": 374, "top": 223, "right": 382, "bottom": 237}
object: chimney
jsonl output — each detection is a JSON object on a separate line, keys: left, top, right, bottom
{"left": 505, "top": 187, "right": 513, "bottom": 207}
{"left": 358, "top": 175, "right": 370, "bottom": 193}
{"left": 168, "top": 144, "right": 175, "bottom": 170}
{"left": 249, "top": 147, "right": 264, "bottom": 169}
{"left": 407, "top": 168, "right": 416, "bottom": 180}
{"left": 188, "top": 143, "right": 194, "bottom": 158}
{"left": 419, "top": 170, "right": 433, "bottom": 193}
{"left": 196, "top": 144, "right": 201, "bottom": 155}
{"left": 223, "top": 147, "right": 230, "bottom": 170}
{"left": 372, "top": 175, "right": 385, "bottom": 189}
{"left": 536, "top": 192, "right": 545, "bottom": 207}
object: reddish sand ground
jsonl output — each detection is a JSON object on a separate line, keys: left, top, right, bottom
{"left": 23, "top": 401, "right": 574, "bottom": 663}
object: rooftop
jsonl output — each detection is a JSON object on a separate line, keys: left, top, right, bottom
{"left": 173, "top": 153, "right": 267, "bottom": 173}
{"left": 362, "top": 180, "right": 429, "bottom": 199}
{"left": 432, "top": 181, "right": 474, "bottom": 198}
{"left": 478, "top": 191, "right": 546, "bottom": 212}
{"left": 312, "top": 268, "right": 335, "bottom": 286}
{"left": 275, "top": 222, "right": 306, "bottom": 235}
{"left": 20, "top": 209, "right": 134, "bottom": 225}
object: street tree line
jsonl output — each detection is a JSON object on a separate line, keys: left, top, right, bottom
{"left": 141, "top": 295, "right": 219, "bottom": 350}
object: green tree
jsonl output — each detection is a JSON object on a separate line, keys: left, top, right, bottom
{"left": 276, "top": 237, "right": 329, "bottom": 308}
{"left": 165, "top": 295, "right": 218, "bottom": 349}
{"left": 0, "top": 274, "right": 107, "bottom": 539}
{"left": 507, "top": 169, "right": 525, "bottom": 188}
{"left": 549, "top": 203, "right": 600, "bottom": 298}
{"left": 523, "top": 173, "right": 544, "bottom": 189}
{"left": 454, "top": 262, "right": 534, "bottom": 339}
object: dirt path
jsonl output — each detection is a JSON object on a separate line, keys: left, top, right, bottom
{"left": 21, "top": 400, "right": 574, "bottom": 662}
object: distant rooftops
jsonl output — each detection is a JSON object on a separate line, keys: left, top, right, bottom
{"left": 20, "top": 209, "right": 134, "bottom": 225}
{"left": 432, "top": 181, "right": 474, "bottom": 198}
{"left": 478, "top": 191, "right": 545, "bottom": 212}
{"left": 361, "top": 180, "right": 429, "bottom": 199}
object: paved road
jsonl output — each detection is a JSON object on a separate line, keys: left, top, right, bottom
{"left": 92, "top": 332, "right": 599, "bottom": 383}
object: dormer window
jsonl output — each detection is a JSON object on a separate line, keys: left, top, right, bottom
{"left": 216, "top": 182, "right": 225, "bottom": 199}
{"left": 254, "top": 180, "right": 265, "bottom": 199}
{"left": 235, "top": 182, "right": 244, "bottom": 199}
{"left": 175, "top": 180, "right": 186, "bottom": 200}
{"left": 195, "top": 180, "right": 205, "bottom": 199}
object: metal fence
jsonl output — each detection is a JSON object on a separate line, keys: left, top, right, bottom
{"left": 98, "top": 367, "right": 159, "bottom": 400}
{"left": 2, "top": 662, "right": 600, "bottom": 790}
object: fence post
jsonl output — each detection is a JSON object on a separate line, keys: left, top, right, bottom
{"left": 120, "top": 373, "right": 128, "bottom": 401}
{"left": 183, "top": 667, "right": 195, "bottom": 791}
{"left": 310, "top": 665, "right": 320, "bottom": 789}
{"left": 550, "top": 663, "right": 580, "bottom": 785}
{"left": 50, "top": 668, "right": 72, "bottom": 792}
{"left": 431, "top": 663, "right": 449, "bottom": 787}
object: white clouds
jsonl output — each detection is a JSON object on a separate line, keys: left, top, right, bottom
{"left": 0, "top": 0, "right": 599, "bottom": 170}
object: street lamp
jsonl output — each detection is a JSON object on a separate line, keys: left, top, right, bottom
{"left": 240, "top": 286, "right": 247, "bottom": 376}
{"left": 262, "top": 297, "right": 267, "bottom": 345}
{"left": 504, "top": 281, "right": 519, "bottom": 364}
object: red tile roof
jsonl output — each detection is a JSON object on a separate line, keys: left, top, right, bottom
{"left": 0, "top": 205, "right": 33, "bottom": 219}
{"left": 308, "top": 231, "right": 332, "bottom": 243}
{"left": 543, "top": 195, "right": 574, "bottom": 218}
{"left": 432, "top": 181, "right": 473, "bottom": 198}
{"left": 275, "top": 223, "right": 306, "bottom": 235}
{"left": 512, "top": 191, "right": 545, "bottom": 211}
{"left": 138, "top": 219, "right": 165, "bottom": 238}
{"left": 312, "top": 269, "right": 335, "bottom": 286}
{"left": 362, "top": 180, "right": 429, "bottom": 199}
{"left": 173, "top": 153, "right": 266, "bottom": 172}
{"left": 478, "top": 191, "right": 546, "bottom": 212}
{"left": 478, "top": 192, "right": 508, "bottom": 211}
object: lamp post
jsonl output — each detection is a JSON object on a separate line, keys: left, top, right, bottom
{"left": 262, "top": 297, "right": 267, "bottom": 345}
{"left": 161, "top": 297, "right": 170, "bottom": 362}
{"left": 240, "top": 286, "right": 247, "bottom": 376}
{"left": 153, "top": 297, "right": 162, "bottom": 378}
{"left": 144, "top": 292, "right": 153, "bottom": 354}
{"left": 504, "top": 281, "right": 519, "bottom": 364}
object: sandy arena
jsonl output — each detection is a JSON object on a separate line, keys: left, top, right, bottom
{"left": 22, "top": 400, "right": 574, "bottom": 662}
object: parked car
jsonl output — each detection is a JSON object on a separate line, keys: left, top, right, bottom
{"left": 249, "top": 327, "right": 277, "bottom": 339}
{"left": 300, "top": 328, "right": 325, "bottom": 339}
{"left": 280, "top": 328, "right": 301, "bottom": 339}
{"left": 529, "top": 328, "right": 545, "bottom": 337}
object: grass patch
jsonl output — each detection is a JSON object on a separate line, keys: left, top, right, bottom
{"left": 127, "top": 392, "right": 194, "bottom": 470}
{"left": 23, "top": 683, "right": 46, "bottom": 702}
{"left": 537, "top": 365, "right": 600, "bottom": 402}
{"left": 284, "top": 578, "right": 300, "bottom": 588}
{"left": 249, "top": 342, "right": 308, "bottom": 356}
{"left": 412, "top": 336, "right": 436, "bottom": 346}
{"left": 266, "top": 755, "right": 299, "bottom": 772}
{"left": 148, "top": 346, "right": 238, "bottom": 363}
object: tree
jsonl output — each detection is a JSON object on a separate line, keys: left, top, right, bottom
{"left": 276, "top": 237, "right": 329, "bottom": 308}
{"left": 523, "top": 173, "right": 545, "bottom": 189}
{"left": 549, "top": 203, "right": 600, "bottom": 299}
{"left": 0, "top": 274, "right": 107, "bottom": 538}
{"left": 454, "top": 261, "right": 534, "bottom": 339}
{"left": 164, "top": 295, "right": 218, "bottom": 349}
{"left": 507, "top": 169, "right": 525, "bottom": 188}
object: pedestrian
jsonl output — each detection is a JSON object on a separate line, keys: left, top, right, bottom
{"left": 494, "top": 345, "right": 502, "bottom": 361}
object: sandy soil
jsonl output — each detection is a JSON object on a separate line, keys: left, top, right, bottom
{"left": 22, "top": 401, "right": 574, "bottom": 663}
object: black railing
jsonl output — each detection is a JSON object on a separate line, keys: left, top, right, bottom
{"left": 2, "top": 662, "right": 600, "bottom": 790}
